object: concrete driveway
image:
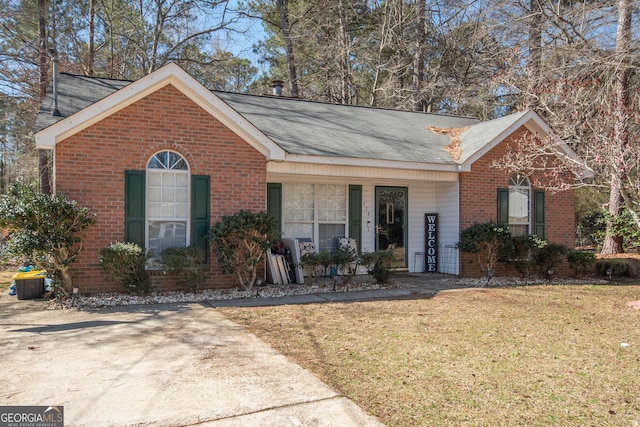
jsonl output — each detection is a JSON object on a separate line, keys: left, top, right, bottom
{"left": 0, "top": 296, "right": 383, "bottom": 426}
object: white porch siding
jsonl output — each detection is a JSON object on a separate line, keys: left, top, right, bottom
{"left": 405, "top": 181, "right": 458, "bottom": 274}
{"left": 266, "top": 171, "right": 460, "bottom": 275}
{"left": 434, "top": 181, "right": 460, "bottom": 275}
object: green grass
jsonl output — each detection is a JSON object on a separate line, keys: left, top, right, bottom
{"left": 220, "top": 284, "right": 640, "bottom": 426}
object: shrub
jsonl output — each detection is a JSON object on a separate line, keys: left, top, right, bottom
{"left": 567, "top": 251, "right": 596, "bottom": 277}
{"left": 458, "top": 222, "right": 511, "bottom": 280}
{"left": 99, "top": 242, "right": 151, "bottom": 294}
{"left": 299, "top": 250, "right": 334, "bottom": 281}
{"left": 209, "top": 210, "right": 278, "bottom": 290}
{"left": 298, "top": 246, "right": 360, "bottom": 288}
{"left": 161, "top": 246, "right": 206, "bottom": 292}
{"left": 532, "top": 243, "right": 568, "bottom": 280}
{"left": 595, "top": 259, "right": 631, "bottom": 278}
{"left": 505, "top": 235, "right": 547, "bottom": 278}
{"left": 361, "top": 250, "right": 395, "bottom": 283}
{"left": 332, "top": 246, "right": 360, "bottom": 287}
{"left": 0, "top": 183, "right": 96, "bottom": 296}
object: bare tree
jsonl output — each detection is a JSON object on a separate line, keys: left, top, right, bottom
{"left": 493, "top": 0, "right": 639, "bottom": 254}
{"left": 601, "top": 0, "right": 633, "bottom": 253}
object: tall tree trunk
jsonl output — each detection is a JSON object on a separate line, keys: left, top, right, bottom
{"left": 525, "top": 0, "right": 543, "bottom": 110}
{"left": 412, "top": 0, "right": 426, "bottom": 112}
{"left": 337, "top": 0, "right": 350, "bottom": 104}
{"left": 38, "top": 0, "right": 52, "bottom": 195}
{"left": 88, "top": 0, "right": 95, "bottom": 76}
{"left": 601, "top": 0, "right": 632, "bottom": 255}
{"left": 277, "top": 0, "right": 299, "bottom": 97}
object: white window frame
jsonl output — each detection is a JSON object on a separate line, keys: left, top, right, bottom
{"left": 145, "top": 151, "right": 191, "bottom": 261}
{"left": 282, "top": 183, "right": 348, "bottom": 252}
{"left": 509, "top": 174, "right": 531, "bottom": 236}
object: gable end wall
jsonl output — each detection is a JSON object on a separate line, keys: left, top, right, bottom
{"left": 458, "top": 126, "right": 575, "bottom": 277}
{"left": 54, "top": 85, "right": 267, "bottom": 294}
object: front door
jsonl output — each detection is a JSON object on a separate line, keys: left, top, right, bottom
{"left": 375, "top": 186, "right": 407, "bottom": 268}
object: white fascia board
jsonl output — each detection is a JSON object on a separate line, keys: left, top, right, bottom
{"left": 36, "top": 66, "right": 177, "bottom": 149}
{"left": 34, "top": 63, "right": 286, "bottom": 161}
{"left": 282, "top": 153, "right": 459, "bottom": 172}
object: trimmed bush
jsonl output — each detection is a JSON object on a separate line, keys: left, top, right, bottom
{"left": 299, "top": 248, "right": 360, "bottom": 287}
{"left": 361, "top": 250, "right": 395, "bottom": 284}
{"left": 161, "top": 246, "right": 206, "bottom": 292}
{"left": 332, "top": 245, "right": 360, "bottom": 287}
{"left": 505, "top": 235, "right": 547, "bottom": 278}
{"left": 533, "top": 243, "right": 568, "bottom": 280}
{"left": 99, "top": 242, "right": 151, "bottom": 294}
{"left": 595, "top": 259, "right": 631, "bottom": 278}
{"left": 0, "top": 183, "right": 96, "bottom": 296}
{"left": 300, "top": 250, "right": 333, "bottom": 281}
{"left": 567, "top": 251, "right": 596, "bottom": 277}
{"left": 209, "top": 210, "right": 278, "bottom": 290}
{"left": 458, "top": 222, "right": 511, "bottom": 279}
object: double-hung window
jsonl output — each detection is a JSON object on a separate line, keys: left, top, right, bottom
{"left": 283, "top": 183, "right": 347, "bottom": 252}
{"left": 125, "top": 151, "right": 210, "bottom": 264}
{"left": 498, "top": 174, "right": 545, "bottom": 238}
{"left": 146, "top": 151, "right": 190, "bottom": 257}
{"left": 508, "top": 174, "right": 530, "bottom": 236}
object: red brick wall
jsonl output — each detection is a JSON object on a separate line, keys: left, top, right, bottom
{"left": 54, "top": 85, "right": 267, "bottom": 294}
{"left": 458, "top": 127, "right": 576, "bottom": 277}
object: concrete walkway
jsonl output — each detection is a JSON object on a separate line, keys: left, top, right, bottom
{"left": 0, "top": 297, "right": 384, "bottom": 426}
{"left": 207, "top": 274, "right": 467, "bottom": 308}
{"left": 1, "top": 274, "right": 466, "bottom": 426}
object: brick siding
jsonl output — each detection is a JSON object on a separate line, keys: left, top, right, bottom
{"left": 54, "top": 85, "right": 266, "bottom": 294}
{"left": 458, "top": 127, "right": 576, "bottom": 277}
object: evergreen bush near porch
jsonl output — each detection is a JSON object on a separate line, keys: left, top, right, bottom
{"left": 360, "top": 250, "right": 395, "bottom": 284}
{"left": 457, "top": 221, "right": 512, "bottom": 283}
{"left": 209, "top": 210, "right": 278, "bottom": 291}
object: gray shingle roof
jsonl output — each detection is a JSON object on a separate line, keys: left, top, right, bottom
{"left": 215, "top": 92, "right": 479, "bottom": 163}
{"left": 35, "top": 74, "right": 130, "bottom": 132}
{"left": 36, "top": 72, "right": 525, "bottom": 165}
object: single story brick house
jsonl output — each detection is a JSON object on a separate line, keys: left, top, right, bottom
{"left": 35, "top": 63, "right": 578, "bottom": 293}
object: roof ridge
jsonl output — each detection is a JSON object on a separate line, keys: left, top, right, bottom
{"left": 55, "top": 73, "right": 478, "bottom": 121}
{"left": 215, "top": 89, "right": 479, "bottom": 120}
{"left": 58, "top": 72, "right": 134, "bottom": 84}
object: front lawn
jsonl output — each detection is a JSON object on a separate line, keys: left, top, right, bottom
{"left": 220, "top": 284, "right": 640, "bottom": 426}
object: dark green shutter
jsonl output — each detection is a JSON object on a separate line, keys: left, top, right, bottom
{"left": 534, "top": 190, "right": 545, "bottom": 238}
{"left": 191, "top": 175, "right": 210, "bottom": 259}
{"left": 349, "top": 185, "right": 362, "bottom": 254}
{"left": 266, "top": 183, "right": 282, "bottom": 238}
{"left": 497, "top": 188, "right": 509, "bottom": 225}
{"left": 124, "top": 170, "right": 145, "bottom": 247}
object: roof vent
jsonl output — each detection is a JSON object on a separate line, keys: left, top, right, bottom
{"left": 271, "top": 79, "right": 284, "bottom": 96}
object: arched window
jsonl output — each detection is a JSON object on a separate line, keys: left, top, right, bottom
{"left": 508, "top": 174, "right": 530, "bottom": 236}
{"left": 146, "top": 151, "right": 190, "bottom": 257}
